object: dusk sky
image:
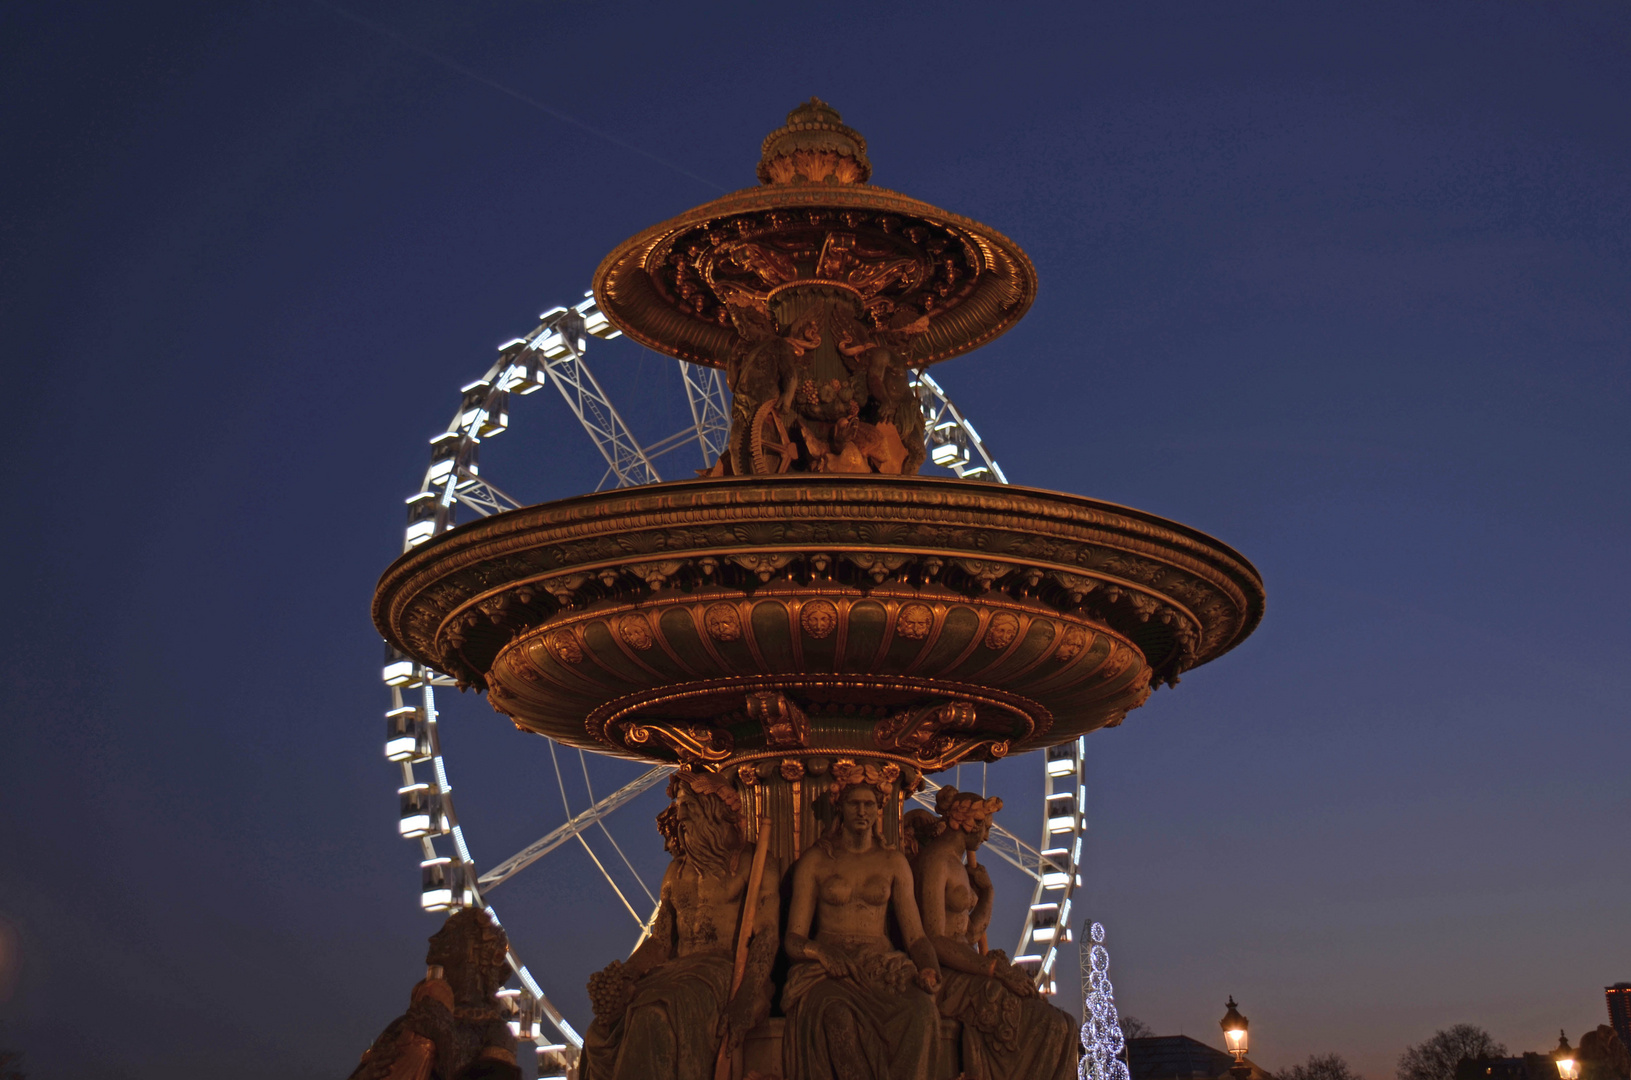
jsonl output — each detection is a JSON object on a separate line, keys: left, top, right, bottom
{"left": 2, "top": 3, "right": 1628, "bottom": 1077}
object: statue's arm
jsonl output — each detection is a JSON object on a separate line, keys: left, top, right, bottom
{"left": 891, "top": 852, "right": 942, "bottom": 988}
{"left": 750, "top": 851, "right": 782, "bottom": 938}
{"left": 783, "top": 851, "right": 818, "bottom": 962}
{"left": 624, "top": 864, "right": 679, "bottom": 978}
{"left": 865, "top": 347, "right": 892, "bottom": 405}
{"left": 967, "top": 860, "right": 996, "bottom": 940}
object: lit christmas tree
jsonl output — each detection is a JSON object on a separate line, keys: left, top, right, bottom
{"left": 1080, "top": 922, "right": 1132, "bottom": 1080}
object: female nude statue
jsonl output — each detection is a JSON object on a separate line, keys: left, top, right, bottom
{"left": 782, "top": 759, "right": 943, "bottom": 1080}
{"left": 906, "top": 786, "right": 1078, "bottom": 1080}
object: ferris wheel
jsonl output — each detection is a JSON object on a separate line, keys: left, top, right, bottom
{"left": 377, "top": 293, "right": 1090, "bottom": 1074}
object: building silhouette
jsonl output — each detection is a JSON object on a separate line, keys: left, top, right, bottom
{"left": 1454, "top": 1054, "right": 1560, "bottom": 1080}
{"left": 1126, "top": 1036, "right": 1271, "bottom": 1080}
{"left": 1608, "top": 984, "right": 1631, "bottom": 1050}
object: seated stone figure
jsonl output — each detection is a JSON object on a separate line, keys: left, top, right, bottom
{"left": 905, "top": 786, "right": 1079, "bottom": 1080}
{"left": 349, "top": 907, "right": 520, "bottom": 1080}
{"left": 783, "top": 759, "right": 943, "bottom": 1080}
{"left": 581, "top": 770, "right": 779, "bottom": 1080}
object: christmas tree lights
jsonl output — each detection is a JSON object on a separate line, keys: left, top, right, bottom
{"left": 1080, "top": 921, "right": 1132, "bottom": 1080}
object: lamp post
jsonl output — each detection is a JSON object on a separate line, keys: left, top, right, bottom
{"left": 1220, "top": 997, "right": 1251, "bottom": 1080}
{"left": 1553, "top": 1032, "right": 1579, "bottom": 1080}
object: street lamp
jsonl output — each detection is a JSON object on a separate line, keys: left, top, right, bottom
{"left": 1220, "top": 997, "right": 1250, "bottom": 1080}
{"left": 1553, "top": 1032, "right": 1579, "bottom": 1080}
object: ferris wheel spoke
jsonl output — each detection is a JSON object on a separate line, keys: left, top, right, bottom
{"left": 640, "top": 423, "right": 718, "bottom": 462}
{"left": 544, "top": 741, "right": 648, "bottom": 927}
{"left": 548, "top": 350, "right": 661, "bottom": 488}
{"left": 679, "top": 360, "right": 729, "bottom": 467}
{"left": 628, "top": 896, "right": 665, "bottom": 956}
{"left": 477, "top": 763, "right": 676, "bottom": 891}
{"left": 577, "top": 749, "right": 658, "bottom": 907}
{"left": 450, "top": 470, "right": 524, "bottom": 518}
{"left": 540, "top": 307, "right": 660, "bottom": 487}
{"left": 573, "top": 832, "right": 646, "bottom": 927}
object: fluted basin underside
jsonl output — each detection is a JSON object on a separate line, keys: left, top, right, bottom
{"left": 372, "top": 476, "right": 1263, "bottom": 763}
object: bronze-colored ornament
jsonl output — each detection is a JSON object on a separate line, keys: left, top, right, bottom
{"left": 779, "top": 758, "right": 805, "bottom": 856}
{"left": 983, "top": 612, "right": 1020, "bottom": 651}
{"left": 1056, "top": 626, "right": 1089, "bottom": 662}
{"left": 621, "top": 722, "right": 735, "bottom": 765}
{"left": 747, "top": 690, "right": 809, "bottom": 750}
{"left": 896, "top": 602, "right": 934, "bottom": 640}
{"left": 617, "top": 613, "right": 655, "bottom": 651}
{"left": 704, "top": 602, "right": 743, "bottom": 642}
{"left": 799, "top": 599, "right": 838, "bottom": 639}
{"left": 1099, "top": 645, "right": 1134, "bottom": 682}
{"left": 547, "top": 629, "right": 582, "bottom": 665}
{"left": 593, "top": 103, "right": 1034, "bottom": 372}
{"left": 757, "top": 98, "right": 871, "bottom": 185}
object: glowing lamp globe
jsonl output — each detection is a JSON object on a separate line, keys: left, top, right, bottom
{"left": 1554, "top": 1032, "right": 1579, "bottom": 1080}
{"left": 1220, "top": 997, "right": 1249, "bottom": 1060}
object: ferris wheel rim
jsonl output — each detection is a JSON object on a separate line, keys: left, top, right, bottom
{"left": 378, "top": 292, "right": 1088, "bottom": 1063}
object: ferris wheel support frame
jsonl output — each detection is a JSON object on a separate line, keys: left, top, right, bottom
{"left": 378, "top": 293, "right": 1089, "bottom": 1067}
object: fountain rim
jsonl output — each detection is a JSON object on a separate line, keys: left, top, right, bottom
{"left": 373, "top": 473, "right": 1265, "bottom": 680}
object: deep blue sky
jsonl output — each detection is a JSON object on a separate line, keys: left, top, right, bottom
{"left": 2, "top": 3, "right": 1627, "bottom": 1077}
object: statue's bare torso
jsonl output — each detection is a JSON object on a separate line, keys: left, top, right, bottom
{"left": 921, "top": 846, "right": 981, "bottom": 946}
{"left": 800, "top": 843, "right": 905, "bottom": 941}
{"left": 665, "top": 851, "right": 751, "bottom": 957}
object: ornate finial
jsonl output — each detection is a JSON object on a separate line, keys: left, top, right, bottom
{"left": 757, "top": 97, "right": 871, "bottom": 185}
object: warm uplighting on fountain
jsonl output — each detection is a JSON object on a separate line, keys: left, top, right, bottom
{"left": 369, "top": 97, "right": 1268, "bottom": 1073}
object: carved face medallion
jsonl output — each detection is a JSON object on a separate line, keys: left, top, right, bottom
{"left": 547, "top": 630, "right": 583, "bottom": 665}
{"left": 1055, "top": 626, "right": 1089, "bottom": 662}
{"left": 617, "top": 614, "right": 654, "bottom": 651}
{"left": 800, "top": 600, "right": 838, "bottom": 639}
{"left": 704, "top": 603, "right": 742, "bottom": 642}
{"left": 896, "top": 602, "right": 934, "bottom": 640}
{"left": 982, "top": 612, "right": 1020, "bottom": 651}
